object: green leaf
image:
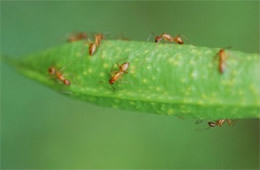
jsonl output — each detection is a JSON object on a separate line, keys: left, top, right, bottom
{"left": 4, "top": 40, "right": 260, "bottom": 119}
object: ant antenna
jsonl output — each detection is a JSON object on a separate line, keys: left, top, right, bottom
{"left": 195, "top": 125, "right": 211, "bottom": 132}
{"left": 178, "top": 33, "right": 193, "bottom": 44}
{"left": 146, "top": 32, "right": 156, "bottom": 42}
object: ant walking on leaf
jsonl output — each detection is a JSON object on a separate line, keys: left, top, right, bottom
{"left": 195, "top": 119, "right": 238, "bottom": 130}
{"left": 48, "top": 66, "right": 71, "bottom": 86}
{"left": 109, "top": 62, "right": 129, "bottom": 85}
{"left": 147, "top": 32, "right": 189, "bottom": 44}
{"left": 213, "top": 47, "right": 232, "bottom": 74}
{"left": 208, "top": 119, "right": 238, "bottom": 128}
{"left": 88, "top": 33, "right": 105, "bottom": 56}
{"left": 99, "top": 59, "right": 130, "bottom": 90}
{"left": 155, "top": 33, "right": 184, "bottom": 44}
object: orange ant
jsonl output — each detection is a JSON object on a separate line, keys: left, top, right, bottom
{"left": 67, "top": 32, "right": 87, "bottom": 42}
{"left": 48, "top": 66, "right": 71, "bottom": 86}
{"left": 208, "top": 119, "right": 237, "bottom": 128}
{"left": 195, "top": 119, "right": 237, "bottom": 130}
{"left": 89, "top": 43, "right": 97, "bottom": 56}
{"left": 89, "top": 33, "right": 104, "bottom": 56}
{"left": 155, "top": 33, "right": 184, "bottom": 44}
{"left": 109, "top": 62, "right": 129, "bottom": 85}
{"left": 214, "top": 48, "right": 230, "bottom": 74}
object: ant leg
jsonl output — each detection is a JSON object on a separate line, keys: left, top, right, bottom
{"left": 103, "top": 32, "right": 111, "bottom": 39}
{"left": 226, "top": 119, "right": 233, "bottom": 126}
{"left": 220, "top": 120, "right": 226, "bottom": 127}
{"left": 195, "top": 126, "right": 211, "bottom": 132}
{"left": 110, "top": 64, "right": 117, "bottom": 75}
{"left": 47, "top": 76, "right": 53, "bottom": 80}
{"left": 64, "top": 72, "right": 76, "bottom": 85}
{"left": 47, "top": 73, "right": 55, "bottom": 79}
{"left": 146, "top": 32, "right": 156, "bottom": 42}
{"left": 179, "top": 34, "right": 190, "bottom": 41}
{"left": 81, "top": 40, "right": 91, "bottom": 55}
{"left": 119, "top": 33, "right": 129, "bottom": 41}
{"left": 110, "top": 84, "right": 116, "bottom": 91}
{"left": 61, "top": 90, "right": 73, "bottom": 95}
{"left": 56, "top": 79, "right": 63, "bottom": 85}
{"left": 114, "top": 57, "right": 129, "bottom": 65}
{"left": 179, "top": 33, "right": 193, "bottom": 44}
{"left": 110, "top": 71, "right": 117, "bottom": 77}
{"left": 195, "top": 120, "right": 203, "bottom": 125}
{"left": 211, "top": 52, "right": 221, "bottom": 74}
{"left": 116, "top": 63, "right": 121, "bottom": 69}
{"left": 213, "top": 52, "right": 219, "bottom": 61}
{"left": 111, "top": 59, "right": 128, "bottom": 73}
{"left": 195, "top": 120, "right": 212, "bottom": 131}
{"left": 177, "top": 116, "right": 185, "bottom": 120}
{"left": 59, "top": 66, "right": 66, "bottom": 72}
{"left": 99, "top": 80, "right": 107, "bottom": 85}
{"left": 228, "top": 119, "right": 238, "bottom": 126}
{"left": 119, "top": 80, "right": 128, "bottom": 84}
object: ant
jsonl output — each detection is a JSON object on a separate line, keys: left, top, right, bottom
{"left": 109, "top": 62, "right": 129, "bottom": 85}
{"left": 48, "top": 66, "right": 71, "bottom": 86}
{"left": 155, "top": 33, "right": 184, "bottom": 44}
{"left": 67, "top": 32, "right": 87, "bottom": 42}
{"left": 214, "top": 48, "right": 230, "bottom": 74}
{"left": 208, "top": 119, "right": 237, "bottom": 128}
{"left": 89, "top": 33, "right": 104, "bottom": 56}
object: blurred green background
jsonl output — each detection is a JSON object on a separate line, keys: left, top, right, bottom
{"left": 1, "top": 1, "right": 259, "bottom": 169}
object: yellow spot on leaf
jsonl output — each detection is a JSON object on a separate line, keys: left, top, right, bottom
{"left": 191, "top": 71, "right": 198, "bottom": 79}
{"left": 198, "top": 100, "right": 204, "bottom": 105}
{"left": 103, "top": 63, "right": 109, "bottom": 68}
{"left": 129, "top": 101, "right": 135, "bottom": 105}
{"left": 168, "top": 58, "right": 174, "bottom": 63}
{"left": 76, "top": 52, "right": 81, "bottom": 57}
{"left": 180, "top": 78, "right": 187, "bottom": 83}
{"left": 208, "top": 63, "right": 213, "bottom": 68}
{"left": 168, "top": 109, "right": 174, "bottom": 114}
{"left": 144, "top": 50, "right": 149, "bottom": 54}
{"left": 99, "top": 72, "right": 105, "bottom": 77}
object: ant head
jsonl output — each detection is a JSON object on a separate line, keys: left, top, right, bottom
{"left": 155, "top": 36, "right": 161, "bottom": 43}
{"left": 219, "top": 48, "right": 225, "bottom": 53}
{"left": 48, "top": 67, "right": 56, "bottom": 75}
{"left": 96, "top": 33, "right": 104, "bottom": 40}
{"left": 109, "top": 79, "right": 114, "bottom": 85}
{"left": 63, "top": 79, "right": 71, "bottom": 86}
{"left": 208, "top": 121, "right": 216, "bottom": 127}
